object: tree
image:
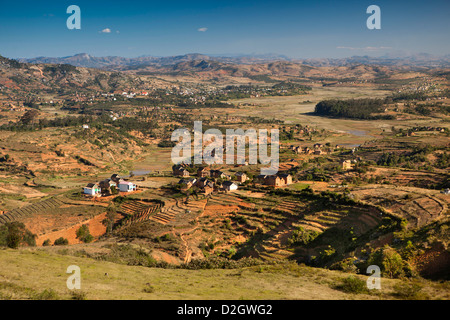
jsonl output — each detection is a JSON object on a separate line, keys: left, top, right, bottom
{"left": 6, "top": 231, "right": 21, "bottom": 249}
{"left": 0, "top": 222, "right": 36, "bottom": 249}
{"left": 20, "top": 109, "right": 40, "bottom": 125}
{"left": 367, "top": 245, "right": 406, "bottom": 279}
{"left": 110, "top": 185, "right": 118, "bottom": 195}
{"left": 102, "top": 207, "right": 117, "bottom": 234}
{"left": 76, "top": 225, "right": 94, "bottom": 243}
{"left": 382, "top": 248, "right": 405, "bottom": 278}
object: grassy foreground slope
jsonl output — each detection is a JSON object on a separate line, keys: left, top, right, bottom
{"left": 0, "top": 248, "right": 448, "bottom": 300}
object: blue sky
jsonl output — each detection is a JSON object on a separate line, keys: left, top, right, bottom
{"left": 1, "top": 0, "right": 449, "bottom": 59}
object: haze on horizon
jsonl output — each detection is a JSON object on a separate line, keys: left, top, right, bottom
{"left": 1, "top": 0, "right": 449, "bottom": 60}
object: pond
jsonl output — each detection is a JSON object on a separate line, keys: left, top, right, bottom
{"left": 126, "top": 170, "right": 151, "bottom": 177}
{"left": 347, "top": 130, "right": 367, "bottom": 137}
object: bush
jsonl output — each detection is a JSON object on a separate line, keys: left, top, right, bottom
{"left": 392, "top": 282, "right": 428, "bottom": 300}
{"left": 70, "top": 291, "right": 87, "bottom": 300}
{"left": 54, "top": 237, "right": 69, "bottom": 246}
{"left": 330, "top": 258, "right": 359, "bottom": 273}
{"left": 33, "top": 289, "right": 59, "bottom": 300}
{"left": 42, "top": 239, "right": 51, "bottom": 246}
{"left": 76, "top": 225, "right": 94, "bottom": 243}
{"left": 183, "top": 256, "right": 264, "bottom": 270}
{"left": 382, "top": 249, "right": 405, "bottom": 278}
{"left": 96, "top": 244, "right": 159, "bottom": 268}
{"left": 333, "top": 276, "right": 369, "bottom": 294}
{"left": 113, "top": 196, "right": 130, "bottom": 204}
{"left": 110, "top": 185, "right": 119, "bottom": 195}
{"left": 287, "top": 227, "right": 319, "bottom": 246}
{"left": 161, "top": 233, "right": 173, "bottom": 241}
{"left": 0, "top": 222, "right": 36, "bottom": 248}
{"left": 142, "top": 283, "right": 156, "bottom": 293}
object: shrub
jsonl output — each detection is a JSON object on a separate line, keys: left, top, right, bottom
{"left": 33, "top": 289, "right": 59, "bottom": 300}
{"left": 70, "top": 291, "right": 87, "bottom": 300}
{"left": 364, "top": 245, "right": 410, "bottom": 279}
{"left": 183, "top": 256, "right": 264, "bottom": 270}
{"left": 287, "top": 227, "right": 319, "bottom": 246}
{"left": 54, "top": 237, "right": 69, "bottom": 246}
{"left": 42, "top": 239, "right": 51, "bottom": 246}
{"left": 333, "top": 276, "right": 369, "bottom": 294}
{"left": 142, "top": 283, "right": 156, "bottom": 293}
{"left": 392, "top": 282, "right": 428, "bottom": 300}
{"left": 382, "top": 248, "right": 405, "bottom": 278}
{"left": 330, "top": 258, "right": 359, "bottom": 273}
{"left": 161, "top": 234, "right": 173, "bottom": 241}
{"left": 319, "top": 245, "right": 336, "bottom": 261}
{"left": 0, "top": 222, "right": 36, "bottom": 249}
{"left": 113, "top": 196, "right": 130, "bottom": 204}
{"left": 96, "top": 244, "right": 159, "bottom": 268}
{"left": 76, "top": 225, "right": 94, "bottom": 243}
{"left": 110, "top": 185, "right": 119, "bottom": 195}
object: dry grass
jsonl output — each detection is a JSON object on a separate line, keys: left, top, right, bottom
{"left": 0, "top": 248, "right": 448, "bottom": 300}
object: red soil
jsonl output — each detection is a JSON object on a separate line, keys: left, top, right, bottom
{"left": 34, "top": 212, "right": 108, "bottom": 246}
{"left": 203, "top": 204, "right": 240, "bottom": 216}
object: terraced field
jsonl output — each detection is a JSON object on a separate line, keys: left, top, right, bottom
{"left": 207, "top": 192, "right": 243, "bottom": 206}
{"left": 198, "top": 192, "right": 386, "bottom": 264}
{"left": 0, "top": 197, "right": 66, "bottom": 225}
{"left": 117, "top": 199, "right": 163, "bottom": 227}
{"left": 150, "top": 199, "right": 182, "bottom": 224}
{"left": 106, "top": 190, "right": 393, "bottom": 267}
{"left": 352, "top": 186, "right": 447, "bottom": 228}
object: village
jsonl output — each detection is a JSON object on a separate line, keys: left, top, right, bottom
{"left": 82, "top": 164, "right": 295, "bottom": 199}
{"left": 83, "top": 173, "right": 137, "bottom": 197}
{"left": 82, "top": 137, "right": 364, "bottom": 199}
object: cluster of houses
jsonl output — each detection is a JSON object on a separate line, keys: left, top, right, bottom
{"left": 255, "top": 173, "right": 293, "bottom": 187}
{"left": 172, "top": 165, "right": 240, "bottom": 194}
{"left": 172, "top": 164, "right": 293, "bottom": 191}
{"left": 288, "top": 143, "right": 328, "bottom": 155}
{"left": 83, "top": 174, "right": 137, "bottom": 197}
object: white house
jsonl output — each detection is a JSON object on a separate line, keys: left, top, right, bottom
{"left": 222, "top": 181, "right": 238, "bottom": 192}
{"left": 84, "top": 183, "right": 100, "bottom": 196}
{"left": 118, "top": 181, "right": 137, "bottom": 192}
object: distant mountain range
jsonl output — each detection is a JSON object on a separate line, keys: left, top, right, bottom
{"left": 17, "top": 53, "right": 450, "bottom": 70}
{"left": 18, "top": 53, "right": 293, "bottom": 69}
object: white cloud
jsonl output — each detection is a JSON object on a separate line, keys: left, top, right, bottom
{"left": 100, "top": 28, "right": 112, "bottom": 33}
{"left": 197, "top": 27, "right": 208, "bottom": 32}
